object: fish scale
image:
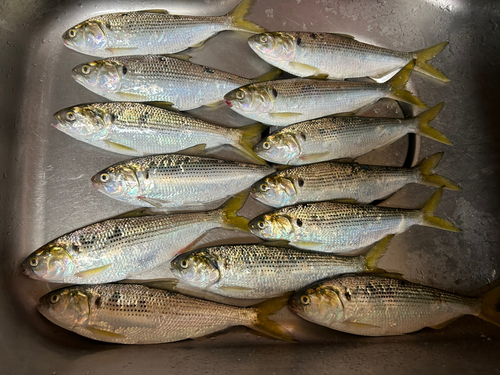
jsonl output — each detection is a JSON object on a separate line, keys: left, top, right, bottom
{"left": 290, "top": 274, "right": 481, "bottom": 336}
{"left": 171, "top": 244, "right": 368, "bottom": 299}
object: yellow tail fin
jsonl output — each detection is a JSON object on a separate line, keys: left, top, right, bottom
{"left": 387, "top": 61, "right": 427, "bottom": 108}
{"left": 218, "top": 192, "right": 250, "bottom": 232}
{"left": 479, "top": 285, "right": 500, "bottom": 327}
{"left": 421, "top": 187, "right": 460, "bottom": 232}
{"left": 233, "top": 123, "right": 268, "bottom": 165}
{"left": 228, "top": 0, "right": 265, "bottom": 33}
{"left": 251, "top": 293, "right": 296, "bottom": 342}
{"left": 252, "top": 68, "right": 282, "bottom": 83}
{"left": 414, "top": 102, "right": 452, "bottom": 145}
{"left": 412, "top": 42, "right": 450, "bottom": 82}
{"left": 417, "top": 152, "right": 461, "bottom": 191}
{"left": 364, "top": 235, "right": 395, "bottom": 272}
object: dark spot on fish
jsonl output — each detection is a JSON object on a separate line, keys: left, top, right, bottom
{"left": 109, "top": 226, "right": 123, "bottom": 240}
{"left": 139, "top": 112, "right": 149, "bottom": 125}
{"left": 311, "top": 33, "right": 317, "bottom": 40}
{"left": 296, "top": 218, "right": 303, "bottom": 227}
{"left": 95, "top": 296, "right": 102, "bottom": 307}
{"left": 70, "top": 244, "right": 80, "bottom": 253}
{"left": 344, "top": 290, "right": 352, "bottom": 301}
{"left": 318, "top": 128, "right": 327, "bottom": 136}
{"left": 110, "top": 113, "right": 118, "bottom": 122}
{"left": 145, "top": 169, "right": 149, "bottom": 179}
{"left": 297, "top": 178, "right": 304, "bottom": 187}
{"left": 299, "top": 131, "right": 307, "bottom": 141}
{"left": 80, "top": 235, "right": 96, "bottom": 246}
{"left": 204, "top": 67, "right": 215, "bottom": 74}
{"left": 300, "top": 84, "right": 315, "bottom": 95}
{"left": 296, "top": 37, "right": 302, "bottom": 46}
{"left": 122, "top": 66, "right": 127, "bottom": 75}
{"left": 271, "top": 88, "right": 278, "bottom": 98}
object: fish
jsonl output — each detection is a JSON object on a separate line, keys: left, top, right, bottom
{"left": 71, "top": 54, "right": 281, "bottom": 110}
{"left": 288, "top": 274, "right": 500, "bottom": 336}
{"left": 250, "top": 152, "right": 461, "bottom": 208}
{"left": 171, "top": 236, "right": 392, "bottom": 299}
{"left": 37, "top": 283, "right": 293, "bottom": 344}
{"left": 91, "top": 154, "right": 275, "bottom": 208}
{"left": 62, "top": 0, "right": 264, "bottom": 57}
{"left": 248, "top": 187, "right": 459, "bottom": 253}
{"left": 253, "top": 103, "right": 450, "bottom": 165}
{"left": 20, "top": 194, "right": 249, "bottom": 284}
{"left": 224, "top": 61, "right": 426, "bottom": 126}
{"left": 248, "top": 32, "right": 449, "bottom": 82}
{"left": 53, "top": 102, "right": 266, "bottom": 163}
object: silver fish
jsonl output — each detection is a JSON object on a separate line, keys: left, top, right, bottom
{"left": 248, "top": 32, "right": 449, "bottom": 82}
{"left": 72, "top": 55, "right": 280, "bottom": 110}
{"left": 248, "top": 187, "right": 459, "bottom": 253}
{"left": 289, "top": 274, "right": 500, "bottom": 336}
{"left": 20, "top": 194, "right": 248, "bottom": 284}
{"left": 224, "top": 61, "right": 426, "bottom": 126}
{"left": 171, "top": 237, "right": 391, "bottom": 299}
{"left": 62, "top": 0, "right": 264, "bottom": 57}
{"left": 91, "top": 154, "right": 275, "bottom": 208}
{"left": 53, "top": 102, "right": 265, "bottom": 162}
{"left": 253, "top": 103, "right": 450, "bottom": 165}
{"left": 38, "top": 283, "right": 293, "bottom": 344}
{"left": 250, "top": 152, "right": 460, "bottom": 208}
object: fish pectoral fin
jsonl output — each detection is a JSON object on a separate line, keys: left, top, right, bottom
{"left": 168, "top": 54, "right": 192, "bottom": 62}
{"left": 344, "top": 320, "right": 382, "bottom": 329}
{"left": 105, "top": 47, "right": 139, "bottom": 54}
{"left": 141, "top": 279, "right": 179, "bottom": 292}
{"left": 298, "top": 152, "right": 331, "bottom": 163}
{"left": 219, "top": 285, "right": 255, "bottom": 293}
{"left": 269, "top": 112, "right": 302, "bottom": 119}
{"left": 104, "top": 140, "right": 140, "bottom": 155}
{"left": 118, "top": 92, "right": 151, "bottom": 101}
{"left": 177, "top": 144, "right": 207, "bottom": 156}
{"left": 137, "top": 196, "right": 171, "bottom": 209}
{"left": 430, "top": 317, "right": 459, "bottom": 329}
{"left": 290, "top": 241, "right": 324, "bottom": 250}
{"left": 86, "top": 326, "right": 126, "bottom": 340}
{"left": 288, "top": 61, "right": 321, "bottom": 77}
{"left": 74, "top": 264, "right": 112, "bottom": 279}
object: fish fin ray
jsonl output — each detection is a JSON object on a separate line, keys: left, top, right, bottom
{"left": 74, "top": 264, "right": 112, "bottom": 279}
{"left": 217, "top": 192, "right": 250, "bottom": 232}
{"left": 104, "top": 140, "right": 140, "bottom": 155}
{"left": 251, "top": 293, "right": 296, "bottom": 342}
{"left": 86, "top": 326, "right": 126, "bottom": 340}
{"left": 137, "top": 196, "right": 170, "bottom": 209}
{"left": 228, "top": 0, "right": 265, "bottom": 33}
{"left": 386, "top": 61, "right": 427, "bottom": 108}
{"left": 412, "top": 42, "right": 450, "bottom": 82}
{"left": 414, "top": 103, "right": 452, "bottom": 145}
{"left": 421, "top": 187, "right": 460, "bottom": 232}
{"left": 234, "top": 123, "right": 268, "bottom": 165}
{"left": 417, "top": 152, "right": 461, "bottom": 190}
{"left": 252, "top": 68, "right": 282, "bottom": 83}
{"left": 364, "top": 235, "right": 394, "bottom": 272}
{"left": 287, "top": 61, "right": 321, "bottom": 77}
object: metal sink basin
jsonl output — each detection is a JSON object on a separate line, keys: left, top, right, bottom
{"left": 1, "top": 0, "right": 499, "bottom": 373}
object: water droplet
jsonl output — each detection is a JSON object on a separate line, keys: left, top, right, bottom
{"left": 78, "top": 2, "right": 83, "bottom": 7}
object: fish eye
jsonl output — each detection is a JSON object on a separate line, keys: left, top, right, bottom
{"left": 260, "top": 35, "right": 268, "bottom": 43}
{"left": 262, "top": 142, "right": 271, "bottom": 150}
{"left": 81, "top": 65, "right": 91, "bottom": 75}
{"left": 235, "top": 90, "right": 245, "bottom": 100}
{"left": 180, "top": 259, "right": 189, "bottom": 269}
{"left": 50, "top": 294, "right": 60, "bottom": 304}
{"left": 260, "top": 183, "right": 269, "bottom": 192}
{"left": 300, "top": 295, "right": 310, "bottom": 305}
{"left": 68, "top": 29, "right": 77, "bottom": 38}
{"left": 29, "top": 257, "right": 38, "bottom": 267}
{"left": 100, "top": 173, "right": 110, "bottom": 183}
{"left": 257, "top": 221, "right": 266, "bottom": 229}
{"left": 66, "top": 111, "right": 76, "bottom": 121}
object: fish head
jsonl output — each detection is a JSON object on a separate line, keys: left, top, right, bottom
{"left": 91, "top": 164, "right": 142, "bottom": 199}
{"left": 21, "top": 243, "right": 76, "bottom": 282}
{"left": 53, "top": 105, "right": 110, "bottom": 142}
{"left": 248, "top": 32, "right": 296, "bottom": 62}
{"left": 62, "top": 20, "right": 108, "bottom": 55}
{"left": 250, "top": 175, "right": 299, "bottom": 207}
{"left": 72, "top": 60, "right": 123, "bottom": 95}
{"left": 38, "top": 287, "right": 91, "bottom": 330}
{"left": 224, "top": 84, "right": 275, "bottom": 116}
{"left": 289, "top": 284, "right": 344, "bottom": 325}
{"left": 254, "top": 133, "right": 301, "bottom": 165}
{"left": 171, "top": 251, "right": 220, "bottom": 289}
{"left": 248, "top": 212, "right": 295, "bottom": 240}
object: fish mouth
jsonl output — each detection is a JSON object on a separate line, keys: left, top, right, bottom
{"left": 91, "top": 174, "right": 102, "bottom": 190}
{"left": 224, "top": 100, "right": 233, "bottom": 108}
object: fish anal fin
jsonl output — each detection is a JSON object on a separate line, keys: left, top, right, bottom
{"left": 430, "top": 317, "right": 459, "bottom": 330}
{"left": 344, "top": 320, "right": 381, "bottom": 329}
{"left": 86, "top": 326, "right": 126, "bottom": 340}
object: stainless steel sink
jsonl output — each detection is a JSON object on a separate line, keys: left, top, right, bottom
{"left": 1, "top": 0, "right": 500, "bottom": 373}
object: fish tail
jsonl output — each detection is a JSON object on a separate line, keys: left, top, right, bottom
{"left": 413, "top": 42, "right": 450, "bottom": 82}
{"left": 252, "top": 68, "right": 282, "bottom": 83}
{"left": 414, "top": 102, "right": 452, "bottom": 145}
{"left": 217, "top": 192, "right": 250, "bottom": 232}
{"left": 421, "top": 187, "right": 460, "bottom": 232}
{"left": 479, "top": 285, "right": 500, "bottom": 327}
{"left": 387, "top": 61, "right": 428, "bottom": 108}
{"left": 227, "top": 0, "right": 265, "bottom": 33}
{"left": 364, "top": 235, "right": 394, "bottom": 272}
{"left": 417, "top": 152, "right": 461, "bottom": 191}
{"left": 233, "top": 123, "right": 268, "bottom": 165}
{"left": 250, "top": 293, "right": 296, "bottom": 342}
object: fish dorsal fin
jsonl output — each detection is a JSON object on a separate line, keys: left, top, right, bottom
{"left": 138, "top": 9, "right": 169, "bottom": 14}
{"left": 168, "top": 54, "right": 192, "bottom": 62}
{"left": 74, "top": 264, "right": 112, "bottom": 279}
